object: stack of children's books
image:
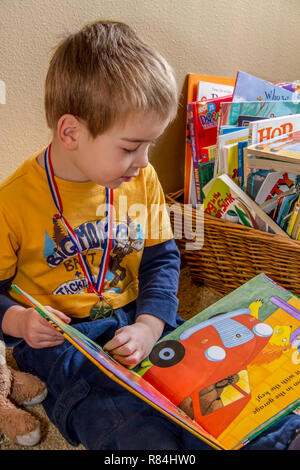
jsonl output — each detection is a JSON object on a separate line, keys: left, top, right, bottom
{"left": 12, "top": 275, "right": 300, "bottom": 450}
{"left": 184, "top": 71, "right": 300, "bottom": 239}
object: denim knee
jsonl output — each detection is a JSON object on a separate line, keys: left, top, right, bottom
{"left": 55, "top": 369, "right": 187, "bottom": 450}
{"left": 49, "top": 375, "right": 125, "bottom": 447}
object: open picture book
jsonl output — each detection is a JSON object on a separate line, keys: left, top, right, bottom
{"left": 12, "top": 274, "right": 300, "bottom": 451}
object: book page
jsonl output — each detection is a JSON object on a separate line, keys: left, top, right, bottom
{"left": 135, "top": 274, "right": 300, "bottom": 449}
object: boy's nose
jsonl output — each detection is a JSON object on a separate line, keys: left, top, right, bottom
{"left": 135, "top": 149, "right": 149, "bottom": 169}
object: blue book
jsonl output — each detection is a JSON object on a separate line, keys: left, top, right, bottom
{"left": 221, "top": 125, "right": 245, "bottom": 135}
{"left": 233, "top": 71, "right": 300, "bottom": 102}
{"left": 237, "top": 140, "right": 248, "bottom": 188}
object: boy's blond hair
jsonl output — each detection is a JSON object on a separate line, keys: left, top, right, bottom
{"left": 45, "top": 20, "right": 178, "bottom": 137}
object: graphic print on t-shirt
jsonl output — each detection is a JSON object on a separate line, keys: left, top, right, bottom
{"left": 42, "top": 214, "right": 144, "bottom": 296}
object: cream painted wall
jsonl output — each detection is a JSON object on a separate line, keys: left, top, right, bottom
{"left": 0, "top": 0, "right": 300, "bottom": 193}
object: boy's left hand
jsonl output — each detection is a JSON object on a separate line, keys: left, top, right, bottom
{"left": 103, "top": 314, "right": 165, "bottom": 368}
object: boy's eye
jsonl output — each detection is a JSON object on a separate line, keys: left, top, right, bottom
{"left": 121, "top": 141, "right": 156, "bottom": 154}
{"left": 122, "top": 146, "right": 139, "bottom": 154}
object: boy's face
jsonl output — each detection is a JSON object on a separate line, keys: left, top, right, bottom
{"left": 74, "top": 113, "right": 169, "bottom": 188}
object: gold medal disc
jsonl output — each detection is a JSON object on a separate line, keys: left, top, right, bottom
{"left": 90, "top": 298, "right": 114, "bottom": 320}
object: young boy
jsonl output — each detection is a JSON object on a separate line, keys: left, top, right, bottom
{"left": 0, "top": 20, "right": 300, "bottom": 451}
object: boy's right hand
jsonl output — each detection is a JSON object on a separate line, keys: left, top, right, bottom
{"left": 21, "top": 306, "right": 71, "bottom": 349}
{"left": 2, "top": 304, "right": 71, "bottom": 349}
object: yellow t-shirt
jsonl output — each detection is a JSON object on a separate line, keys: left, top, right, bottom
{"left": 0, "top": 148, "right": 173, "bottom": 318}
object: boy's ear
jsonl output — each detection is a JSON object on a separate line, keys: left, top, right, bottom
{"left": 56, "top": 114, "right": 81, "bottom": 150}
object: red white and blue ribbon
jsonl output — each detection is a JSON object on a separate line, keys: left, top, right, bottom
{"left": 44, "top": 143, "right": 114, "bottom": 298}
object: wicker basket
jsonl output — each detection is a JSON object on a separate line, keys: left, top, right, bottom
{"left": 166, "top": 189, "right": 300, "bottom": 297}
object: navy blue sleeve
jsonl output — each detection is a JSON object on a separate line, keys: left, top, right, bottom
{"left": 0, "top": 277, "right": 23, "bottom": 346}
{"left": 135, "top": 238, "right": 183, "bottom": 329}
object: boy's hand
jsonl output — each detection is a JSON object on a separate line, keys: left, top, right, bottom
{"left": 21, "top": 306, "right": 71, "bottom": 348}
{"left": 3, "top": 304, "right": 71, "bottom": 349}
{"left": 103, "top": 314, "right": 165, "bottom": 368}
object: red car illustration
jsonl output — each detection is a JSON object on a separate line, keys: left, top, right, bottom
{"left": 143, "top": 307, "right": 273, "bottom": 436}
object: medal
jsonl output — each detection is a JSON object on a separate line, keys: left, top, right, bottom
{"left": 44, "top": 144, "right": 114, "bottom": 319}
{"left": 89, "top": 297, "right": 114, "bottom": 320}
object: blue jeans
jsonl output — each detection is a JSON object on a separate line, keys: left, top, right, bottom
{"left": 13, "top": 307, "right": 300, "bottom": 450}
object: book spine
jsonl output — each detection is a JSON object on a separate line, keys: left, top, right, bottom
{"left": 193, "top": 102, "right": 202, "bottom": 160}
{"left": 248, "top": 122, "right": 256, "bottom": 146}
{"left": 289, "top": 202, "right": 300, "bottom": 238}
{"left": 184, "top": 134, "right": 192, "bottom": 204}
{"left": 187, "top": 102, "right": 202, "bottom": 204}
{"left": 238, "top": 141, "right": 248, "bottom": 188}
